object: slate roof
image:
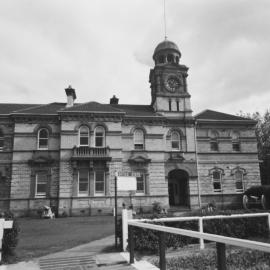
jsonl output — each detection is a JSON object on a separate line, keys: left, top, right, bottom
{"left": 0, "top": 104, "right": 40, "bottom": 115}
{"left": 110, "top": 104, "right": 158, "bottom": 117}
{"left": 12, "top": 103, "right": 66, "bottom": 115}
{"left": 61, "top": 101, "right": 124, "bottom": 114}
{"left": 195, "top": 109, "right": 254, "bottom": 121}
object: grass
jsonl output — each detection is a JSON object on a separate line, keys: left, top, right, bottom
{"left": 13, "top": 215, "right": 115, "bottom": 262}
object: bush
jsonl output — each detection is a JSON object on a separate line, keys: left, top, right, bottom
{"left": 0, "top": 211, "right": 20, "bottom": 264}
{"left": 153, "top": 249, "right": 270, "bottom": 269}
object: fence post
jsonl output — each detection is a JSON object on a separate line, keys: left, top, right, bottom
{"left": 129, "top": 226, "right": 135, "bottom": 264}
{"left": 216, "top": 242, "right": 226, "bottom": 270}
{"left": 0, "top": 219, "right": 4, "bottom": 263}
{"left": 159, "top": 231, "right": 166, "bottom": 270}
{"left": 268, "top": 213, "right": 270, "bottom": 233}
{"left": 122, "top": 209, "right": 128, "bottom": 251}
{"left": 199, "top": 217, "right": 204, "bottom": 249}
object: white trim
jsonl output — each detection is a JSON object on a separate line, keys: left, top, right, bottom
{"left": 94, "top": 171, "right": 105, "bottom": 196}
{"left": 171, "top": 131, "right": 180, "bottom": 151}
{"left": 212, "top": 171, "right": 222, "bottom": 192}
{"left": 37, "top": 128, "right": 49, "bottom": 150}
{"left": 95, "top": 126, "right": 105, "bottom": 147}
{"left": 133, "top": 129, "right": 144, "bottom": 150}
{"left": 35, "top": 173, "right": 47, "bottom": 197}
{"left": 135, "top": 173, "right": 145, "bottom": 195}
{"left": 78, "top": 169, "right": 89, "bottom": 196}
{"left": 78, "top": 125, "right": 89, "bottom": 147}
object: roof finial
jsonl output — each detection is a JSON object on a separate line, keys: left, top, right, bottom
{"left": 163, "top": 0, "right": 167, "bottom": 40}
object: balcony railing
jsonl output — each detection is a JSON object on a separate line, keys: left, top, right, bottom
{"left": 72, "top": 146, "right": 111, "bottom": 160}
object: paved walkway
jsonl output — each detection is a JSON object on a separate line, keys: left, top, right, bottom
{"left": 0, "top": 235, "right": 158, "bottom": 270}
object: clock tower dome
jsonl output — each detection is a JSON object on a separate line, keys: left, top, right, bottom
{"left": 149, "top": 40, "right": 192, "bottom": 118}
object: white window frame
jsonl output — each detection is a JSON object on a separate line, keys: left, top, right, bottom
{"left": 38, "top": 128, "right": 49, "bottom": 150}
{"left": 134, "top": 172, "right": 145, "bottom": 195}
{"left": 94, "top": 171, "right": 105, "bottom": 196}
{"left": 95, "top": 126, "right": 105, "bottom": 147}
{"left": 235, "top": 170, "right": 244, "bottom": 192}
{"left": 212, "top": 171, "right": 222, "bottom": 192}
{"left": 78, "top": 169, "right": 89, "bottom": 196}
{"left": 133, "top": 129, "right": 144, "bottom": 150}
{"left": 0, "top": 130, "right": 3, "bottom": 151}
{"left": 79, "top": 126, "right": 89, "bottom": 146}
{"left": 35, "top": 172, "right": 47, "bottom": 198}
{"left": 171, "top": 131, "right": 180, "bottom": 151}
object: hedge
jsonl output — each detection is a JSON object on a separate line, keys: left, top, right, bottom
{"left": 153, "top": 249, "right": 270, "bottom": 270}
{"left": 0, "top": 211, "right": 20, "bottom": 264}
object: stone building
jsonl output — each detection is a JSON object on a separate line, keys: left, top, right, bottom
{"left": 0, "top": 40, "right": 261, "bottom": 216}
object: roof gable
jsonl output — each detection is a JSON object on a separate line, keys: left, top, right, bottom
{"left": 195, "top": 109, "right": 253, "bottom": 121}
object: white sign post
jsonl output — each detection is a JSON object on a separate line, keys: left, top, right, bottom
{"left": 0, "top": 219, "right": 13, "bottom": 262}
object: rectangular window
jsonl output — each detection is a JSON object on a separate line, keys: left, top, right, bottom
{"left": 36, "top": 172, "right": 47, "bottom": 197}
{"left": 169, "top": 100, "right": 172, "bottom": 111}
{"left": 213, "top": 171, "right": 222, "bottom": 192}
{"left": 95, "top": 137, "right": 103, "bottom": 147}
{"left": 136, "top": 173, "right": 145, "bottom": 194}
{"left": 78, "top": 169, "right": 89, "bottom": 196}
{"left": 176, "top": 101, "right": 179, "bottom": 111}
{"left": 95, "top": 171, "right": 105, "bottom": 195}
{"left": 235, "top": 171, "right": 243, "bottom": 192}
{"left": 210, "top": 141, "right": 218, "bottom": 151}
{"left": 0, "top": 138, "right": 3, "bottom": 150}
{"left": 232, "top": 142, "right": 240, "bottom": 152}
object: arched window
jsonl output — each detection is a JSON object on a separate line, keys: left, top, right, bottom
{"left": 167, "top": 54, "right": 173, "bottom": 63}
{"left": 134, "top": 129, "right": 144, "bottom": 150}
{"left": 79, "top": 126, "right": 89, "bottom": 146}
{"left": 38, "top": 128, "right": 49, "bottom": 150}
{"left": 0, "top": 129, "right": 4, "bottom": 150}
{"left": 95, "top": 126, "right": 105, "bottom": 147}
{"left": 231, "top": 131, "right": 240, "bottom": 152}
{"left": 158, "top": 55, "right": 165, "bottom": 64}
{"left": 212, "top": 171, "right": 222, "bottom": 192}
{"left": 171, "top": 131, "right": 181, "bottom": 151}
{"left": 209, "top": 131, "right": 219, "bottom": 151}
{"left": 235, "top": 170, "right": 244, "bottom": 192}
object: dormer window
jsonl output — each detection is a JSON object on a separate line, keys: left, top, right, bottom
{"left": 79, "top": 126, "right": 89, "bottom": 146}
{"left": 95, "top": 126, "right": 105, "bottom": 147}
{"left": 38, "top": 129, "right": 49, "bottom": 150}
{"left": 134, "top": 129, "right": 144, "bottom": 150}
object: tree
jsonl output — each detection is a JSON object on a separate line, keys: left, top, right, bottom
{"left": 238, "top": 110, "right": 270, "bottom": 184}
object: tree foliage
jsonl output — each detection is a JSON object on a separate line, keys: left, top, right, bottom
{"left": 238, "top": 110, "right": 270, "bottom": 160}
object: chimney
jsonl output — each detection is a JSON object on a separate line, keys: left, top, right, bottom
{"left": 110, "top": 95, "right": 119, "bottom": 105}
{"left": 65, "top": 85, "right": 77, "bottom": 107}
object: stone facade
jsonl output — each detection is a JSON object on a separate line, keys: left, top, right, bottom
{"left": 0, "top": 40, "right": 261, "bottom": 216}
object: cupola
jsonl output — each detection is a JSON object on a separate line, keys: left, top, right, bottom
{"left": 153, "top": 39, "right": 181, "bottom": 66}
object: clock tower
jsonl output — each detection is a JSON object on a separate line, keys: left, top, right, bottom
{"left": 149, "top": 40, "right": 192, "bottom": 118}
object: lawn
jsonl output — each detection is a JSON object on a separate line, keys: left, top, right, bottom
{"left": 14, "top": 215, "right": 115, "bottom": 262}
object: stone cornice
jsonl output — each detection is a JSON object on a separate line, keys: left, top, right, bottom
{"left": 12, "top": 115, "right": 59, "bottom": 124}
{"left": 60, "top": 114, "right": 123, "bottom": 122}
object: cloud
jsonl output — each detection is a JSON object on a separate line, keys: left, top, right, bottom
{"left": 0, "top": 0, "right": 269, "bottom": 115}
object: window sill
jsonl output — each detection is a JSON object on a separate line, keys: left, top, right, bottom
{"left": 94, "top": 193, "right": 105, "bottom": 196}
{"left": 35, "top": 194, "right": 46, "bottom": 198}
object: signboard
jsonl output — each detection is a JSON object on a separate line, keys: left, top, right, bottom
{"left": 117, "top": 176, "right": 137, "bottom": 191}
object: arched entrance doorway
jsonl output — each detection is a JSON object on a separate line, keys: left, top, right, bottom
{"left": 168, "top": 169, "right": 189, "bottom": 207}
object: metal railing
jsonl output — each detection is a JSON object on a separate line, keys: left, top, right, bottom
{"left": 127, "top": 213, "right": 270, "bottom": 270}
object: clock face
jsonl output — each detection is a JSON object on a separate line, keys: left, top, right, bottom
{"left": 165, "top": 75, "right": 181, "bottom": 92}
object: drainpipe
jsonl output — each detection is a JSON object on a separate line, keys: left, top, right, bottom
{"left": 194, "top": 120, "right": 202, "bottom": 208}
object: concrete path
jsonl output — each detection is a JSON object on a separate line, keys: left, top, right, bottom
{"left": 0, "top": 235, "right": 158, "bottom": 270}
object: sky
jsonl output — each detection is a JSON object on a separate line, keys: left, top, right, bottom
{"left": 0, "top": 0, "right": 269, "bottom": 115}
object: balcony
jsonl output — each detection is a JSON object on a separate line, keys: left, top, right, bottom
{"left": 168, "top": 151, "right": 185, "bottom": 162}
{"left": 72, "top": 146, "right": 111, "bottom": 161}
